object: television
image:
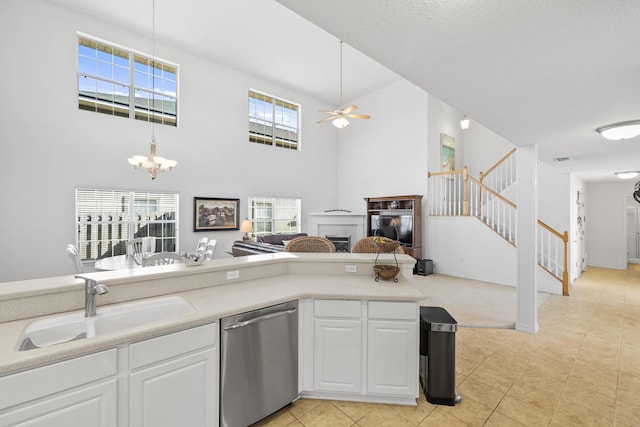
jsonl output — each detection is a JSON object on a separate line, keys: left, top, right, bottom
{"left": 370, "top": 214, "right": 413, "bottom": 246}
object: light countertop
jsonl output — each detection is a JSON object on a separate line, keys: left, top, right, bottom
{"left": 0, "top": 253, "right": 422, "bottom": 375}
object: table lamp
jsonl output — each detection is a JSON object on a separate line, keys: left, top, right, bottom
{"left": 240, "top": 219, "right": 253, "bottom": 241}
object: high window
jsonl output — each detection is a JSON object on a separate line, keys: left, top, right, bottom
{"left": 75, "top": 189, "right": 179, "bottom": 261}
{"left": 247, "top": 196, "right": 301, "bottom": 238}
{"left": 77, "top": 34, "right": 178, "bottom": 126}
{"left": 248, "top": 90, "right": 300, "bottom": 150}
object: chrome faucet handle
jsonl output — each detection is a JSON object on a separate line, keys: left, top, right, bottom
{"left": 79, "top": 277, "right": 110, "bottom": 318}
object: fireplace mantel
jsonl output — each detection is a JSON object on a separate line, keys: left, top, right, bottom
{"left": 308, "top": 211, "right": 366, "bottom": 251}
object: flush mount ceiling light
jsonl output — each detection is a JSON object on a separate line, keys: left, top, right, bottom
{"left": 127, "top": 0, "right": 176, "bottom": 180}
{"left": 460, "top": 116, "right": 470, "bottom": 130}
{"left": 615, "top": 171, "right": 639, "bottom": 180}
{"left": 596, "top": 120, "right": 640, "bottom": 140}
{"left": 317, "top": 41, "right": 370, "bottom": 128}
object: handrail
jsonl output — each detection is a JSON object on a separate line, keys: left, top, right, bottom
{"left": 537, "top": 220, "right": 569, "bottom": 296}
{"left": 427, "top": 158, "right": 569, "bottom": 296}
{"left": 428, "top": 169, "right": 464, "bottom": 178}
{"left": 468, "top": 175, "right": 517, "bottom": 209}
{"left": 480, "top": 147, "right": 517, "bottom": 179}
{"left": 538, "top": 220, "right": 568, "bottom": 241}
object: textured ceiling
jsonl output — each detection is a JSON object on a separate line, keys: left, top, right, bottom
{"left": 276, "top": 0, "right": 640, "bottom": 183}
{"left": 49, "top": 0, "right": 640, "bottom": 182}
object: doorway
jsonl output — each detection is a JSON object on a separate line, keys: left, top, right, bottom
{"left": 626, "top": 195, "right": 640, "bottom": 264}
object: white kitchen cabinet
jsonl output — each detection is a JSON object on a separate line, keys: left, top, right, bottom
{"left": 301, "top": 299, "right": 418, "bottom": 405}
{"left": 313, "top": 317, "right": 362, "bottom": 393}
{"left": 0, "top": 349, "right": 118, "bottom": 427}
{"left": 312, "top": 299, "right": 362, "bottom": 393}
{"left": 129, "top": 323, "right": 218, "bottom": 427}
{"left": 367, "top": 320, "right": 417, "bottom": 395}
{"left": 367, "top": 301, "right": 418, "bottom": 397}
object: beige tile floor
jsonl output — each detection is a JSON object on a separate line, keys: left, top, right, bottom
{"left": 254, "top": 264, "right": 640, "bottom": 426}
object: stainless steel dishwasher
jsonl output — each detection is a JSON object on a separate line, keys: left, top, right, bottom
{"left": 220, "top": 300, "right": 298, "bottom": 427}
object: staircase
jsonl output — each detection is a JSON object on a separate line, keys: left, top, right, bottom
{"left": 427, "top": 149, "right": 569, "bottom": 296}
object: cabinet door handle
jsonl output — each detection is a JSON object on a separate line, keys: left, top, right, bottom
{"left": 223, "top": 308, "right": 297, "bottom": 330}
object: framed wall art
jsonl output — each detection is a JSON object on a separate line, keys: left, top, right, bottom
{"left": 194, "top": 197, "right": 240, "bottom": 231}
{"left": 440, "top": 133, "right": 456, "bottom": 172}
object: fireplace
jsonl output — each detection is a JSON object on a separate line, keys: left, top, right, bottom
{"left": 326, "top": 235, "right": 351, "bottom": 252}
{"left": 308, "top": 211, "right": 366, "bottom": 252}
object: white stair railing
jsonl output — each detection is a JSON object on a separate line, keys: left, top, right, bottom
{"left": 480, "top": 147, "right": 517, "bottom": 194}
{"left": 538, "top": 220, "right": 569, "bottom": 296}
{"left": 426, "top": 169, "right": 465, "bottom": 216}
{"left": 468, "top": 175, "right": 517, "bottom": 245}
{"left": 428, "top": 159, "right": 570, "bottom": 296}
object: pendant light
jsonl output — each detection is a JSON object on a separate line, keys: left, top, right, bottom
{"left": 127, "top": 0, "right": 177, "bottom": 179}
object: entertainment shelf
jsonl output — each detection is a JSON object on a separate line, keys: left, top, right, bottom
{"left": 364, "top": 195, "right": 423, "bottom": 259}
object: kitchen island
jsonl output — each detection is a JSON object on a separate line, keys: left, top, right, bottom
{"left": 0, "top": 253, "right": 423, "bottom": 426}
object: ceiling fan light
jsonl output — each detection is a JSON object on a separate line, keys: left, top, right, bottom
{"left": 596, "top": 120, "right": 640, "bottom": 140}
{"left": 615, "top": 171, "right": 639, "bottom": 179}
{"left": 332, "top": 117, "right": 350, "bottom": 128}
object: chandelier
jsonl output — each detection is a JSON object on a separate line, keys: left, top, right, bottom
{"left": 127, "top": 0, "right": 177, "bottom": 179}
{"left": 128, "top": 137, "right": 177, "bottom": 180}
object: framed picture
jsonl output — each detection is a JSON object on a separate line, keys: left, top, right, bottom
{"left": 440, "top": 133, "right": 456, "bottom": 172}
{"left": 194, "top": 197, "right": 240, "bottom": 231}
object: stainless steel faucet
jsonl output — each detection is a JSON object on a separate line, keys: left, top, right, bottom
{"left": 82, "top": 278, "right": 110, "bottom": 318}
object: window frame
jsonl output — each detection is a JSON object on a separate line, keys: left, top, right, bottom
{"left": 247, "top": 196, "right": 301, "bottom": 239}
{"left": 77, "top": 32, "right": 179, "bottom": 126}
{"left": 248, "top": 89, "right": 301, "bottom": 150}
{"left": 75, "top": 188, "right": 180, "bottom": 262}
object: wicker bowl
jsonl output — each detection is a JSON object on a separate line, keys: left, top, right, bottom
{"left": 373, "top": 265, "right": 400, "bottom": 280}
{"left": 374, "top": 240, "right": 400, "bottom": 253}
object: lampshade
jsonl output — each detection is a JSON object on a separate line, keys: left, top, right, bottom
{"left": 332, "top": 117, "right": 350, "bottom": 128}
{"left": 596, "top": 120, "right": 640, "bottom": 140}
{"left": 460, "top": 116, "right": 470, "bottom": 130}
{"left": 615, "top": 171, "right": 639, "bottom": 180}
{"left": 240, "top": 220, "right": 253, "bottom": 233}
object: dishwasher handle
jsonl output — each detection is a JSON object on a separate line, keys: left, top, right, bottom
{"left": 223, "top": 307, "right": 297, "bottom": 330}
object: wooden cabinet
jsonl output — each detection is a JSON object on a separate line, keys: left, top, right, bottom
{"left": 364, "top": 195, "right": 423, "bottom": 259}
{"left": 0, "top": 349, "right": 118, "bottom": 427}
{"left": 129, "top": 324, "right": 218, "bottom": 427}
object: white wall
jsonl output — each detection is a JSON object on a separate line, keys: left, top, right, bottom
{"left": 585, "top": 181, "right": 631, "bottom": 270}
{"left": 461, "top": 118, "right": 514, "bottom": 178}
{"left": 427, "top": 94, "right": 463, "bottom": 174}
{"left": 0, "top": 0, "right": 338, "bottom": 282}
{"left": 336, "top": 79, "right": 429, "bottom": 211}
{"left": 428, "top": 217, "right": 517, "bottom": 285}
{"left": 538, "top": 162, "right": 570, "bottom": 234}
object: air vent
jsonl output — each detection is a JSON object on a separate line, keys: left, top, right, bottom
{"left": 553, "top": 157, "right": 572, "bottom": 162}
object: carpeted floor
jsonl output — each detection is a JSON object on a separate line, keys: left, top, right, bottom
{"left": 412, "top": 274, "right": 551, "bottom": 328}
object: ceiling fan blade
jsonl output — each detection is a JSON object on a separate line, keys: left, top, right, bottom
{"left": 341, "top": 105, "right": 358, "bottom": 114}
{"left": 346, "top": 114, "right": 371, "bottom": 120}
{"left": 318, "top": 109, "right": 337, "bottom": 114}
{"left": 316, "top": 116, "right": 335, "bottom": 124}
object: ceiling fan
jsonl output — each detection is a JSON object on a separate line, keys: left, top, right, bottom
{"left": 317, "top": 40, "right": 370, "bottom": 129}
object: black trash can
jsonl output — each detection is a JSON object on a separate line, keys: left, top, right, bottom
{"left": 419, "top": 306, "right": 461, "bottom": 406}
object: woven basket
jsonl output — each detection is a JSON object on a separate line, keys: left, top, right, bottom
{"left": 373, "top": 264, "right": 400, "bottom": 280}
{"left": 374, "top": 240, "right": 400, "bottom": 253}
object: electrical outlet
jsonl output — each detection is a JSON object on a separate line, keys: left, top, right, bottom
{"left": 345, "top": 264, "right": 357, "bottom": 273}
{"left": 227, "top": 270, "right": 240, "bottom": 280}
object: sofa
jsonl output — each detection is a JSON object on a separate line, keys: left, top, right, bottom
{"left": 231, "top": 233, "right": 308, "bottom": 256}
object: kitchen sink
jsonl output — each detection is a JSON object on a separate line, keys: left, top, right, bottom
{"left": 17, "top": 296, "right": 195, "bottom": 351}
